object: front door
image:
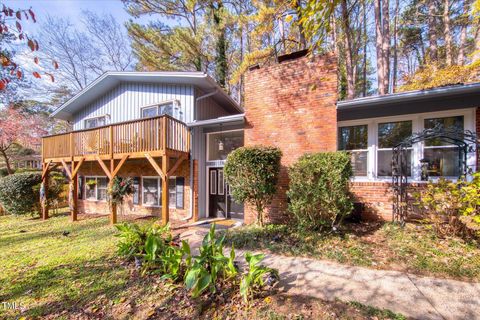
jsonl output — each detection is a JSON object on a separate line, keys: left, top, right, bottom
{"left": 208, "top": 167, "right": 244, "bottom": 220}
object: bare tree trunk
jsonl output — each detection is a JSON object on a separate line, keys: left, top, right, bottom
{"left": 374, "top": 0, "right": 386, "bottom": 94}
{"left": 294, "top": 0, "right": 307, "bottom": 49}
{"left": 0, "top": 149, "right": 13, "bottom": 175}
{"left": 443, "top": 0, "right": 453, "bottom": 65}
{"left": 428, "top": 0, "right": 438, "bottom": 63}
{"left": 362, "top": 0, "right": 368, "bottom": 97}
{"left": 331, "top": 14, "right": 338, "bottom": 56}
{"left": 392, "top": 0, "right": 399, "bottom": 92}
{"left": 458, "top": 0, "right": 470, "bottom": 65}
{"left": 341, "top": 0, "right": 355, "bottom": 99}
{"left": 381, "top": 0, "right": 390, "bottom": 93}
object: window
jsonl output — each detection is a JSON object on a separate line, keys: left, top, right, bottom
{"left": 168, "top": 177, "right": 176, "bottom": 208}
{"left": 423, "top": 116, "right": 464, "bottom": 177}
{"left": 377, "top": 121, "right": 412, "bottom": 176}
{"left": 338, "top": 125, "right": 368, "bottom": 176}
{"left": 218, "top": 170, "right": 225, "bottom": 195}
{"left": 85, "top": 176, "right": 108, "bottom": 201}
{"left": 210, "top": 170, "right": 217, "bottom": 194}
{"left": 84, "top": 116, "right": 106, "bottom": 129}
{"left": 207, "top": 130, "right": 244, "bottom": 161}
{"left": 142, "top": 177, "right": 184, "bottom": 208}
{"left": 143, "top": 178, "right": 160, "bottom": 206}
{"left": 141, "top": 101, "right": 177, "bottom": 119}
{"left": 132, "top": 177, "right": 140, "bottom": 205}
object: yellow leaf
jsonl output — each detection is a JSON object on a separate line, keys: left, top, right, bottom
{"left": 285, "top": 15, "right": 293, "bottom": 23}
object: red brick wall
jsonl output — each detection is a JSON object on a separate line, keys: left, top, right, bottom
{"left": 77, "top": 158, "right": 191, "bottom": 221}
{"left": 244, "top": 52, "right": 338, "bottom": 224}
{"left": 349, "top": 181, "right": 427, "bottom": 221}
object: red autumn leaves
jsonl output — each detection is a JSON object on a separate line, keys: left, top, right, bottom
{"left": 0, "top": 5, "right": 58, "bottom": 90}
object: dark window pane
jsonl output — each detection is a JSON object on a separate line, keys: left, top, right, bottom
{"left": 142, "top": 107, "right": 158, "bottom": 118}
{"left": 132, "top": 177, "right": 140, "bottom": 205}
{"left": 378, "top": 121, "right": 412, "bottom": 148}
{"left": 424, "top": 116, "right": 464, "bottom": 146}
{"left": 143, "top": 178, "right": 159, "bottom": 206}
{"left": 423, "top": 147, "right": 461, "bottom": 177}
{"left": 350, "top": 151, "right": 368, "bottom": 176}
{"left": 208, "top": 130, "right": 244, "bottom": 161}
{"left": 176, "top": 177, "right": 184, "bottom": 209}
{"left": 338, "top": 125, "right": 368, "bottom": 150}
{"left": 159, "top": 103, "right": 174, "bottom": 117}
{"left": 378, "top": 149, "right": 412, "bottom": 176}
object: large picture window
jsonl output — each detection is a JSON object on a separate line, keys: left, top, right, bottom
{"left": 338, "top": 125, "right": 368, "bottom": 176}
{"left": 423, "top": 116, "right": 464, "bottom": 177}
{"left": 337, "top": 110, "right": 473, "bottom": 181}
{"left": 207, "top": 130, "right": 244, "bottom": 161}
{"left": 377, "top": 121, "right": 412, "bottom": 176}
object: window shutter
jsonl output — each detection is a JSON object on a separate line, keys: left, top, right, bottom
{"left": 176, "top": 177, "right": 184, "bottom": 209}
{"left": 78, "top": 176, "right": 84, "bottom": 200}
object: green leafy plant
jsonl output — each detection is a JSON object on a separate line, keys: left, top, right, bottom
{"left": 287, "top": 152, "right": 353, "bottom": 231}
{"left": 415, "top": 173, "right": 480, "bottom": 237}
{"left": 115, "top": 222, "right": 171, "bottom": 259}
{"left": 240, "top": 252, "right": 279, "bottom": 303}
{"left": 184, "top": 224, "right": 237, "bottom": 298}
{"left": 224, "top": 146, "right": 282, "bottom": 227}
{"left": 0, "top": 172, "right": 42, "bottom": 215}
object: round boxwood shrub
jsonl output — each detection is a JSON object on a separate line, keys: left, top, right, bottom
{"left": 0, "top": 172, "right": 42, "bottom": 215}
{"left": 287, "top": 151, "right": 353, "bottom": 231}
{"left": 224, "top": 146, "right": 282, "bottom": 226}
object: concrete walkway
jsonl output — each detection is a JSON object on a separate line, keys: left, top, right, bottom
{"left": 180, "top": 228, "right": 480, "bottom": 320}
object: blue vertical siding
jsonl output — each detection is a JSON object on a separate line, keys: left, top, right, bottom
{"left": 72, "top": 82, "right": 195, "bottom": 130}
{"left": 195, "top": 88, "right": 231, "bottom": 121}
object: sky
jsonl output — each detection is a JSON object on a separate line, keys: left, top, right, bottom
{"left": 3, "top": 0, "right": 142, "bottom": 32}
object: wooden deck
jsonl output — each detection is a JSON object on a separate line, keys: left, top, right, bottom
{"left": 40, "top": 115, "right": 190, "bottom": 225}
{"left": 42, "top": 115, "right": 190, "bottom": 162}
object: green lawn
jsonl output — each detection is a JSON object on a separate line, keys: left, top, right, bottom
{"left": 224, "top": 222, "right": 480, "bottom": 280}
{"left": 0, "top": 214, "right": 405, "bottom": 319}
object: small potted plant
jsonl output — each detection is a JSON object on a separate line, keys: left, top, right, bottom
{"left": 86, "top": 179, "right": 97, "bottom": 190}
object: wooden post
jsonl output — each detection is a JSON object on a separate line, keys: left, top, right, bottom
{"left": 71, "top": 172, "right": 78, "bottom": 222}
{"left": 41, "top": 163, "right": 49, "bottom": 220}
{"left": 161, "top": 155, "right": 169, "bottom": 225}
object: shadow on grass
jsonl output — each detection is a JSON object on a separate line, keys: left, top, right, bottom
{"left": 1, "top": 256, "right": 152, "bottom": 318}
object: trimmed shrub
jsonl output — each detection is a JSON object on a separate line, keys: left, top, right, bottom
{"left": 224, "top": 146, "right": 282, "bottom": 226}
{"left": 0, "top": 172, "right": 42, "bottom": 215}
{"left": 0, "top": 167, "right": 11, "bottom": 177}
{"left": 287, "top": 152, "right": 353, "bottom": 231}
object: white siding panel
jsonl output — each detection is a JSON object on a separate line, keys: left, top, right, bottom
{"left": 195, "top": 88, "right": 231, "bottom": 121}
{"left": 72, "top": 82, "right": 195, "bottom": 130}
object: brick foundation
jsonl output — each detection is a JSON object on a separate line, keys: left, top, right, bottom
{"left": 77, "top": 158, "right": 192, "bottom": 222}
{"left": 244, "top": 52, "right": 338, "bottom": 224}
{"left": 349, "top": 181, "right": 427, "bottom": 221}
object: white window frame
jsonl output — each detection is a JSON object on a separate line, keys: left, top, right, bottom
{"left": 206, "top": 129, "right": 244, "bottom": 162}
{"left": 337, "top": 108, "right": 476, "bottom": 182}
{"left": 141, "top": 176, "right": 178, "bottom": 208}
{"left": 84, "top": 176, "right": 108, "bottom": 202}
{"left": 338, "top": 125, "right": 369, "bottom": 177}
{"left": 84, "top": 115, "right": 107, "bottom": 129}
{"left": 140, "top": 100, "right": 180, "bottom": 120}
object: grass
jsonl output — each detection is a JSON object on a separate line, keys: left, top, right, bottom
{"left": 0, "top": 213, "right": 406, "bottom": 319}
{"left": 224, "top": 222, "right": 480, "bottom": 280}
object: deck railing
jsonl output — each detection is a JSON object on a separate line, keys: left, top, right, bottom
{"left": 42, "top": 115, "right": 190, "bottom": 160}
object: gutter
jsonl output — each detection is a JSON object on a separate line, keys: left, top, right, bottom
{"left": 187, "top": 114, "right": 245, "bottom": 128}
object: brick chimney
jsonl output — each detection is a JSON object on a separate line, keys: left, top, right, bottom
{"left": 244, "top": 51, "right": 338, "bottom": 224}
